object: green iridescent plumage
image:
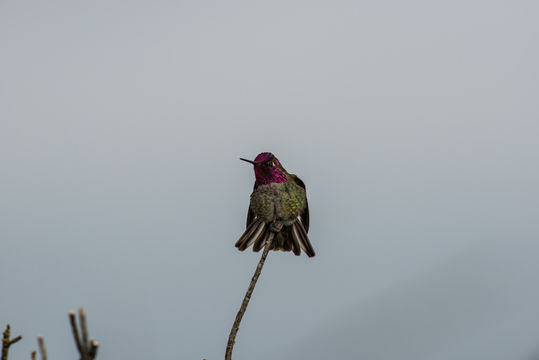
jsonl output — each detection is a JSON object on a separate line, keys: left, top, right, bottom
{"left": 250, "top": 181, "right": 306, "bottom": 225}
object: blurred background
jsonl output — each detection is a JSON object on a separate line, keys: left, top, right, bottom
{"left": 1, "top": 0, "right": 538, "bottom": 359}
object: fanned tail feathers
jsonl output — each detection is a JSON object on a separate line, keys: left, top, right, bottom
{"left": 235, "top": 219, "right": 266, "bottom": 251}
{"left": 235, "top": 219, "right": 315, "bottom": 257}
{"left": 294, "top": 221, "right": 315, "bottom": 257}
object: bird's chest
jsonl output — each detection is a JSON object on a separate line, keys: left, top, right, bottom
{"left": 250, "top": 182, "right": 305, "bottom": 223}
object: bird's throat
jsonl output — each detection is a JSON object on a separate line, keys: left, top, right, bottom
{"left": 254, "top": 167, "right": 287, "bottom": 185}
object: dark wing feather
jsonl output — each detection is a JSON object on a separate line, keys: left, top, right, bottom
{"left": 302, "top": 197, "right": 309, "bottom": 233}
{"left": 246, "top": 182, "right": 257, "bottom": 227}
{"left": 289, "top": 174, "right": 309, "bottom": 233}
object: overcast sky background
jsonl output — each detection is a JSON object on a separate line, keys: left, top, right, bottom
{"left": 1, "top": 1, "right": 539, "bottom": 359}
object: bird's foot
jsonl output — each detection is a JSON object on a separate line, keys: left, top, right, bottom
{"left": 269, "top": 221, "right": 283, "bottom": 233}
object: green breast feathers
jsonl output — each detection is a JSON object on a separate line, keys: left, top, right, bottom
{"left": 249, "top": 182, "right": 306, "bottom": 225}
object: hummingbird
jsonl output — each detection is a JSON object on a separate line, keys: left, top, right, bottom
{"left": 235, "top": 152, "right": 315, "bottom": 257}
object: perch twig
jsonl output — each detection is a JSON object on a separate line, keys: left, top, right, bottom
{"left": 225, "top": 233, "right": 275, "bottom": 360}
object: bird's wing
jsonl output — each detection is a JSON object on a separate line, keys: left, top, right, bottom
{"left": 246, "top": 182, "right": 257, "bottom": 228}
{"left": 289, "top": 174, "right": 309, "bottom": 233}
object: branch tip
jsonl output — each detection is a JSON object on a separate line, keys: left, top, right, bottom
{"left": 2, "top": 324, "right": 22, "bottom": 360}
{"left": 37, "top": 336, "right": 47, "bottom": 360}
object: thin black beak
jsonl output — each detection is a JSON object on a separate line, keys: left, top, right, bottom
{"left": 240, "top": 158, "right": 257, "bottom": 165}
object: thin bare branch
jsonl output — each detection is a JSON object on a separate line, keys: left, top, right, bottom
{"left": 69, "top": 308, "right": 98, "bottom": 360}
{"left": 79, "top": 308, "right": 89, "bottom": 357}
{"left": 1, "top": 325, "right": 9, "bottom": 360}
{"left": 37, "top": 337, "right": 47, "bottom": 360}
{"left": 225, "top": 233, "right": 275, "bottom": 360}
{"left": 88, "top": 340, "right": 99, "bottom": 359}
{"left": 2, "top": 324, "right": 22, "bottom": 360}
{"left": 8, "top": 337, "right": 22, "bottom": 346}
{"left": 68, "top": 310, "right": 83, "bottom": 354}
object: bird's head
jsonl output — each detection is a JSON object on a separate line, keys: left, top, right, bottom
{"left": 240, "top": 152, "right": 287, "bottom": 185}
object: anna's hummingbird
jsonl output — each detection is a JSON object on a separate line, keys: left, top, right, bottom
{"left": 235, "top": 152, "right": 315, "bottom": 257}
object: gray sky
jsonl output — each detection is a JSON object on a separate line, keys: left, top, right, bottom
{"left": 1, "top": 1, "right": 538, "bottom": 359}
